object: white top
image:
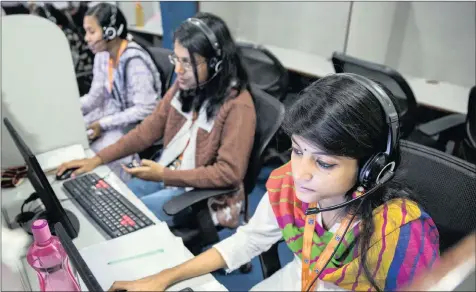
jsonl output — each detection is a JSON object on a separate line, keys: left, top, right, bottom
{"left": 214, "top": 192, "right": 349, "bottom": 291}
{"left": 157, "top": 93, "right": 215, "bottom": 190}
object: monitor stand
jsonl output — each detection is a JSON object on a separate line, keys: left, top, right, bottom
{"left": 20, "top": 209, "right": 81, "bottom": 239}
{"left": 36, "top": 209, "right": 80, "bottom": 238}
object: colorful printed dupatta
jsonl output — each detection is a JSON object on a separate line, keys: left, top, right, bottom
{"left": 266, "top": 163, "right": 440, "bottom": 291}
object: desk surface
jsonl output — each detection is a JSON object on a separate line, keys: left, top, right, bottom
{"left": 1, "top": 149, "right": 225, "bottom": 291}
{"left": 241, "top": 40, "right": 470, "bottom": 115}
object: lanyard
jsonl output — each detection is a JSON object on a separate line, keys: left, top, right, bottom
{"left": 108, "top": 39, "right": 129, "bottom": 93}
{"left": 301, "top": 203, "right": 354, "bottom": 291}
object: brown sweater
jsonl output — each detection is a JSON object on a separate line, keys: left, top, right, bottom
{"left": 97, "top": 82, "right": 256, "bottom": 191}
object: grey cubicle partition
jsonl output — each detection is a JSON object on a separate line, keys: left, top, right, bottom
{"left": 1, "top": 15, "right": 89, "bottom": 168}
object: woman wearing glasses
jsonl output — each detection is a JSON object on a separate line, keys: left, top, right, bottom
{"left": 58, "top": 12, "right": 256, "bottom": 228}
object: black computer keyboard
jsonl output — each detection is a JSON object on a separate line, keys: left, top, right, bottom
{"left": 63, "top": 173, "right": 154, "bottom": 238}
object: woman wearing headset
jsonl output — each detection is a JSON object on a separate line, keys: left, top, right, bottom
{"left": 80, "top": 3, "right": 162, "bottom": 181}
{"left": 108, "top": 74, "right": 440, "bottom": 292}
{"left": 58, "top": 13, "right": 255, "bottom": 229}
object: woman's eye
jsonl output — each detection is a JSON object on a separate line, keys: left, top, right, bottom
{"left": 292, "top": 147, "right": 302, "bottom": 156}
{"left": 317, "top": 160, "right": 335, "bottom": 169}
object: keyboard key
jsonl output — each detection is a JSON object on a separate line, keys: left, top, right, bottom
{"left": 111, "top": 230, "right": 122, "bottom": 238}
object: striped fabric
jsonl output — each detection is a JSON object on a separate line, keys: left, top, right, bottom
{"left": 266, "top": 163, "right": 440, "bottom": 291}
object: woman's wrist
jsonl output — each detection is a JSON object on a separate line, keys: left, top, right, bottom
{"left": 91, "top": 155, "right": 103, "bottom": 166}
{"left": 158, "top": 267, "right": 180, "bottom": 287}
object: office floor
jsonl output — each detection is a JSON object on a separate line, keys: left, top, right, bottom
{"left": 208, "top": 165, "right": 295, "bottom": 291}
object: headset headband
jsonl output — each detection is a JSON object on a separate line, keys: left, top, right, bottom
{"left": 340, "top": 73, "right": 399, "bottom": 156}
{"left": 186, "top": 18, "right": 222, "bottom": 57}
{"left": 109, "top": 5, "right": 117, "bottom": 28}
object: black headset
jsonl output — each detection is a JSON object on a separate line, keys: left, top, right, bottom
{"left": 185, "top": 17, "right": 223, "bottom": 73}
{"left": 305, "top": 73, "right": 400, "bottom": 216}
{"left": 342, "top": 73, "right": 400, "bottom": 189}
{"left": 103, "top": 5, "right": 124, "bottom": 41}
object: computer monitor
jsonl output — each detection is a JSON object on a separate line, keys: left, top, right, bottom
{"left": 55, "top": 222, "right": 104, "bottom": 292}
{"left": 55, "top": 222, "right": 195, "bottom": 292}
{"left": 3, "top": 117, "right": 79, "bottom": 239}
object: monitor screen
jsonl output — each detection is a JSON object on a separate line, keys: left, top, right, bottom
{"left": 3, "top": 117, "right": 78, "bottom": 238}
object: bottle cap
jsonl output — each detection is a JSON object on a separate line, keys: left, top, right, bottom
{"left": 31, "top": 219, "right": 52, "bottom": 244}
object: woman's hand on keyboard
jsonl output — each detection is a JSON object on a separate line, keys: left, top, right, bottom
{"left": 57, "top": 156, "right": 103, "bottom": 177}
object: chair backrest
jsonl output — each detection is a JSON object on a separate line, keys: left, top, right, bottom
{"left": 332, "top": 51, "right": 418, "bottom": 138}
{"left": 397, "top": 140, "right": 476, "bottom": 252}
{"left": 146, "top": 46, "right": 175, "bottom": 97}
{"left": 457, "top": 86, "right": 476, "bottom": 164}
{"left": 466, "top": 86, "right": 476, "bottom": 148}
{"left": 237, "top": 42, "right": 289, "bottom": 102}
{"left": 244, "top": 85, "right": 286, "bottom": 195}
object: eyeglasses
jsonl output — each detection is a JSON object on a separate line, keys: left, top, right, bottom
{"left": 169, "top": 54, "right": 206, "bottom": 71}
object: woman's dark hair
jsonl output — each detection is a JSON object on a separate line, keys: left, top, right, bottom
{"left": 173, "top": 12, "right": 249, "bottom": 120}
{"left": 283, "top": 74, "right": 416, "bottom": 291}
{"left": 85, "top": 3, "right": 128, "bottom": 39}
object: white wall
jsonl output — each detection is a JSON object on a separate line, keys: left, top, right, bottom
{"left": 347, "top": 2, "right": 475, "bottom": 87}
{"left": 200, "top": 1, "right": 475, "bottom": 87}
{"left": 200, "top": 2, "right": 351, "bottom": 58}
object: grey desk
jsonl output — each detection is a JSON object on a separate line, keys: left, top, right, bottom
{"left": 1, "top": 149, "right": 226, "bottom": 291}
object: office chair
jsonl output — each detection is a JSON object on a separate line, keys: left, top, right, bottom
{"left": 332, "top": 52, "right": 418, "bottom": 138}
{"left": 1, "top": 3, "right": 30, "bottom": 15}
{"left": 138, "top": 46, "right": 175, "bottom": 160}
{"left": 163, "top": 85, "right": 285, "bottom": 261}
{"left": 258, "top": 140, "right": 476, "bottom": 279}
{"left": 417, "top": 85, "right": 476, "bottom": 163}
{"left": 237, "top": 42, "right": 289, "bottom": 101}
{"left": 146, "top": 46, "right": 175, "bottom": 97}
{"left": 237, "top": 41, "right": 293, "bottom": 165}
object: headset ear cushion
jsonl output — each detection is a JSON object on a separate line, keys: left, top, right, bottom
{"left": 208, "top": 58, "right": 223, "bottom": 73}
{"left": 359, "top": 153, "right": 388, "bottom": 188}
{"left": 103, "top": 27, "right": 116, "bottom": 40}
{"left": 208, "top": 57, "right": 217, "bottom": 69}
{"left": 214, "top": 60, "right": 223, "bottom": 72}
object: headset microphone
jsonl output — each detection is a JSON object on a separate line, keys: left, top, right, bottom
{"left": 88, "top": 39, "right": 105, "bottom": 51}
{"left": 196, "top": 69, "right": 221, "bottom": 89}
{"left": 305, "top": 170, "right": 394, "bottom": 216}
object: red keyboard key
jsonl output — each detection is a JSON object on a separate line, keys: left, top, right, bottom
{"left": 120, "top": 218, "right": 128, "bottom": 226}
{"left": 96, "top": 180, "right": 108, "bottom": 188}
{"left": 120, "top": 215, "right": 136, "bottom": 226}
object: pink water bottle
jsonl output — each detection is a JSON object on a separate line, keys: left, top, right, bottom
{"left": 26, "top": 219, "right": 80, "bottom": 291}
